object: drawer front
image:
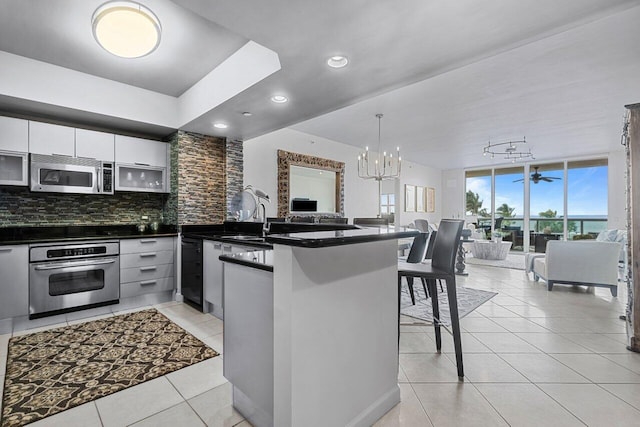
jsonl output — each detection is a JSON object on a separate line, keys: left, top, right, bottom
{"left": 120, "top": 250, "right": 174, "bottom": 268}
{"left": 120, "top": 276, "right": 174, "bottom": 298}
{"left": 121, "top": 263, "right": 174, "bottom": 284}
{"left": 120, "top": 237, "right": 174, "bottom": 254}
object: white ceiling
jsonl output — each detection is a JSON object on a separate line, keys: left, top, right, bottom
{"left": 1, "top": 0, "right": 639, "bottom": 169}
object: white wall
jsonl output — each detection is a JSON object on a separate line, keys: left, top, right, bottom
{"left": 395, "top": 162, "right": 442, "bottom": 227}
{"left": 243, "top": 128, "right": 442, "bottom": 223}
{"left": 608, "top": 150, "right": 626, "bottom": 230}
{"left": 440, "top": 169, "right": 466, "bottom": 220}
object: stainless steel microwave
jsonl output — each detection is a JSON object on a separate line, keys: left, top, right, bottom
{"left": 30, "top": 154, "right": 114, "bottom": 195}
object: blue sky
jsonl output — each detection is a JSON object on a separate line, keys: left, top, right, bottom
{"left": 466, "top": 166, "right": 607, "bottom": 217}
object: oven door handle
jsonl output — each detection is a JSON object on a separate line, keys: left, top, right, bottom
{"left": 34, "top": 258, "right": 117, "bottom": 271}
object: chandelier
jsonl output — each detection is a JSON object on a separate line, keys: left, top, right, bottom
{"left": 357, "top": 114, "right": 401, "bottom": 181}
{"left": 483, "top": 137, "right": 534, "bottom": 163}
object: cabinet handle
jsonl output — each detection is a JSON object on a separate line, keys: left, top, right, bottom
{"left": 52, "top": 153, "right": 73, "bottom": 157}
{"left": 140, "top": 266, "right": 157, "bottom": 272}
{"left": 139, "top": 252, "right": 157, "bottom": 258}
{"left": 134, "top": 162, "right": 150, "bottom": 166}
{"left": 140, "top": 239, "right": 157, "bottom": 244}
{"left": 0, "top": 248, "right": 12, "bottom": 252}
{"left": 140, "top": 280, "right": 157, "bottom": 286}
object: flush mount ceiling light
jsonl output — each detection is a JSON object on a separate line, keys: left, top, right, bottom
{"left": 327, "top": 55, "right": 349, "bottom": 68}
{"left": 271, "top": 95, "right": 288, "bottom": 104}
{"left": 482, "top": 137, "right": 534, "bottom": 163}
{"left": 213, "top": 123, "right": 228, "bottom": 129}
{"left": 92, "top": 1, "right": 162, "bottom": 58}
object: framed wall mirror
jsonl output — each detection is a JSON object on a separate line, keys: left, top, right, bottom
{"left": 277, "top": 150, "right": 345, "bottom": 218}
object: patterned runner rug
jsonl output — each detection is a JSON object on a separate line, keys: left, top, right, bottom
{"left": 401, "top": 285, "right": 497, "bottom": 325}
{"left": 1, "top": 309, "right": 218, "bottom": 427}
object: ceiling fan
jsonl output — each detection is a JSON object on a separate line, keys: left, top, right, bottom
{"left": 513, "top": 166, "right": 562, "bottom": 184}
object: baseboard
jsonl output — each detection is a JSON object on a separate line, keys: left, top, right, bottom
{"left": 346, "top": 385, "right": 401, "bottom": 427}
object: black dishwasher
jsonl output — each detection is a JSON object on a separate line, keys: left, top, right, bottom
{"left": 181, "top": 237, "right": 204, "bottom": 311}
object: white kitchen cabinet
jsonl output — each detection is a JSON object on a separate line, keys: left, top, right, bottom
{"left": 120, "top": 237, "right": 176, "bottom": 298}
{"left": 29, "top": 121, "right": 75, "bottom": 156}
{"left": 0, "top": 116, "right": 28, "bottom": 152}
{"left": 115, "top": 164, "right": 167, "bottom": 193}
{"left": 203, "top": 241, "right": 264, "bottom": 320}
{"left": 0, "top": 245, "right": 29, "bottom": 319}
{"left": 0, "top": 151, "right": 28, "bottom": 186}
{"left": 75, "top": 129, "right": 115, "bottom": 161}
{"left": 203, "top": 240, "right": 224, "bottom": 319}
{"left": 115, "top": 135, "right": 168, "bottom": 167}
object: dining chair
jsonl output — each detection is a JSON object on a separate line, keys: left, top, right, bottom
{"left": 398, "top": 219, "right": 465, "bottom": 378}
{"left": 414, "top": 219, "right": 429, "bottom": 232}
{"left": 399, "top": 232, "right": 429, "bottom": 305}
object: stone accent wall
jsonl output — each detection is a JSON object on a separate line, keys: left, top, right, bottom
{"left": 175, "top": 131, "right": 226, "bottom": 225}
{"left": 0, "top": 187, "right": 165, "bottom": 226}
{"left": 164, "top": 132, "right": 179, "bottom": 225}
{"left": 225, "top": 139, "right": 243, "bottom": 219}
{"left": 277, "top": 150, "right": 345, "bottom": 218}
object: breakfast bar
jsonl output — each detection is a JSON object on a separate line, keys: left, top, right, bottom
{"left": 220, "top": 227, "right": 417, "bottom": 427}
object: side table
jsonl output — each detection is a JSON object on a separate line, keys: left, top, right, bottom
{"left": 456, "top": 238, "right": 474, "bottom": 276}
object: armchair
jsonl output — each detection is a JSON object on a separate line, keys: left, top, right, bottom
{"left": 530, "top": 240, "right": 621, "bottom": 296}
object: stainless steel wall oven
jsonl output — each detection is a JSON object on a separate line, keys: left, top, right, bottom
{"left": 29, "top": 240, "right": 120, "bottom": 318}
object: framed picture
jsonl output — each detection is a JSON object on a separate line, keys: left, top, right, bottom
{"left": 405, "top": 185, "right": 415, "bottom": 212}
{"left": 416, "top": 186, "right": 425, "bottom": 212}
{"left": 426, "top": 187, "right": 435, "bottom": 213}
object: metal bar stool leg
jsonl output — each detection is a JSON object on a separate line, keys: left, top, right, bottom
{"left": 427, "top": 278, "right": 442, "bottom": 350}
{"left": 445, "top": 276, "right": 464, "bottom": 378}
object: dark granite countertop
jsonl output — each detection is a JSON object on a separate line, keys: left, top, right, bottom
{"left": 0, "top": 224, "right": 178, "bottom": 245}
{"left": 265, "top": 226, "right": 419, "bottom": 248}
{"left": 219, "top": 249, "right": 274, "bottom": 272}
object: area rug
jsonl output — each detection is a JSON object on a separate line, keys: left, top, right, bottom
{"left": 465, "top": 253, "right": 526, "bottom": 270}
{"left": 1, "top": 309, "right": 218, "bottom": 427}
{"left": 401, "top": 286, "right": 497, "bottom": 325}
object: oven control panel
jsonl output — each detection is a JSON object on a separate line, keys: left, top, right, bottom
{"left": 47, "top": 246, "right": 107, "bottom": 259}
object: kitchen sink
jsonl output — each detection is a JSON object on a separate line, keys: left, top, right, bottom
{"left": 226, "top": 235, "right": 265, "bottom": 242}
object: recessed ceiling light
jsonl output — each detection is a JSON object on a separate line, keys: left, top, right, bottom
{"left": 242, "top": 112, "right": 252, "bottom": 117}
{"left": 327, "top": 55, "right": 349, "bottom": 68}
{"left": 271, "top": 95, "right": 288, "bottom": 104}
{"left": 213, "top": 123, "right": 228, "bottom": 129}
{"left": 92, "top": 1, "right": 162, "bottom": 58}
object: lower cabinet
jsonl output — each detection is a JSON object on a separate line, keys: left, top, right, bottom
{"left": 0, "top": 245, "right": 29, "bottom": 319}
{"left": 203, "top": 241, "right": 262, "bottom": 319}
{"left": 203, "top": 240, "right": 223, "bottom": 318}
{"left": 120, "top": 237, "right": 176, "bottom": 298}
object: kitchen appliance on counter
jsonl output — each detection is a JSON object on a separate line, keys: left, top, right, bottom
{"left": 29, "top": 240, "right": 120, "bottom": 318}
{"left": 30, "top": 153, "right": 113, "bottom": 194}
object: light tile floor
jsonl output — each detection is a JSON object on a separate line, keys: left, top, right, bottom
{"left": 1, "top": 264, "right": 640, "bottom": 426}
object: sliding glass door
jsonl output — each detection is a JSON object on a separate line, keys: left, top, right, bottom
{"left": 465, "top": 158, "right": 608, "bottom": 254}
{"left": 495, "top": 167, "right": 524, "bottom": 251}
{"left": 529, "top": 163, "right": 565, "bottom": 252}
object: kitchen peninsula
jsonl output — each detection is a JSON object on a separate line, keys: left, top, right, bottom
{"left": 220, "top": 227, "right": 418, "bottom": 427}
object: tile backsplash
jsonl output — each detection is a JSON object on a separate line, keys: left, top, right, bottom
{"left": 0, "top": 186, "right": 166, "bottom": 227}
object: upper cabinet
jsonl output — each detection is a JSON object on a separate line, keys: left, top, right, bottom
{"left": 29, "top": 122, "right": 116, "bottom": 162}
{"left": 115, "top": 135, "right": 168, "bottom": 167}
{"left": 29, "top": 122, "right": 75, "bottom": 156}
{"left": 0, "top": 117, "right": 29, "bottom": 186}
{"left": 75, "top": 129, "right": 115, "bottom": 162}
{"left": 0, "top": 116, "right": 28, "bottom": 153}
{"left": 115, "top": 135, "right": 170, "bottom": 193}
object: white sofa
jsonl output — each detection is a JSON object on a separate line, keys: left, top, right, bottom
{"left": 531, "top": 240, "right": 621, "bottom": 296}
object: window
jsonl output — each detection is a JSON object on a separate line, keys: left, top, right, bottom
{"left": 465, "top": 158, "right": 608, "bottom": 253}
{"left": 567, "top": 159, "right": 608, "bottom": 238}
{"left": 380, "top": 193, "right": 395, "bottom": 215}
